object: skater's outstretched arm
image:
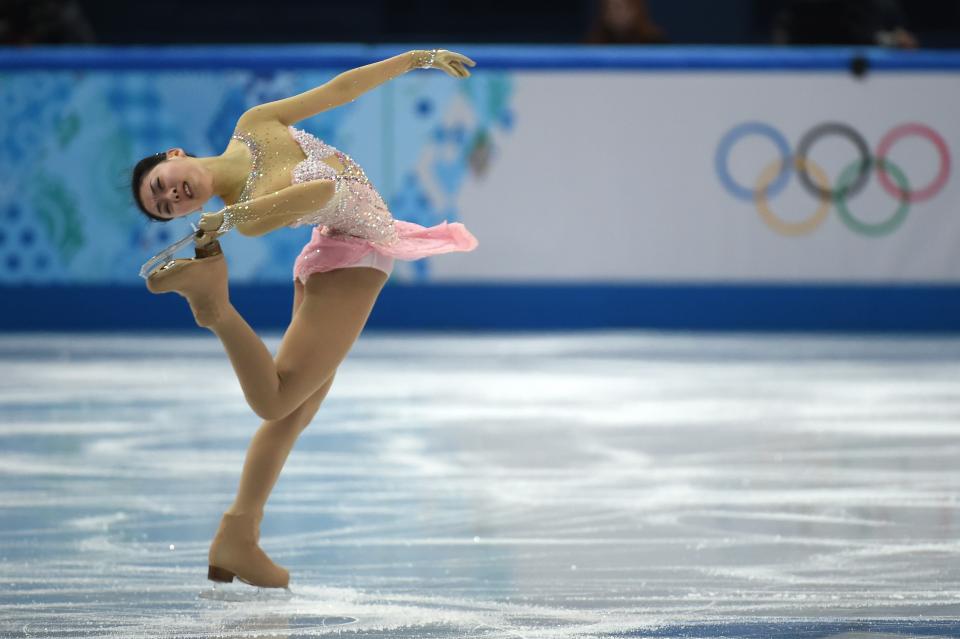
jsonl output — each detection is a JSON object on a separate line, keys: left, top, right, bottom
{"left": 239, "top": 49, "right": 475, "bottom": 126}
{"left": 214, "top": 179, "right": 336, "bottom": 237}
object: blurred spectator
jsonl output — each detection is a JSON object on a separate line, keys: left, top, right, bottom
{"left": 773, "top": 0, "right": 918, "bottom": 48}
{"left": 584, "top": 0, "right": 667, "bottom": 44}
{"left": 0, "top": 0, "right": 96, "bottom": 45}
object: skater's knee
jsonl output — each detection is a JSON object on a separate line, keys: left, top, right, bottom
{"left": 295, "top": 392, "right": 325, "bottom": 426}
{"left": 249, "top": 396, "right": 298, "bottom": 422}
{"left": 249, "top": 371, "right": 336, "bottom": 423}
{"left": 283, "top": 375, "right": 335, "bottom": 427}
{"left": 250, "top": 392, "right": 318, "bottom": 424}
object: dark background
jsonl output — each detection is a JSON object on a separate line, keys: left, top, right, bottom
{"left": 10, "top": 0, "right": 960, "bottom": 47}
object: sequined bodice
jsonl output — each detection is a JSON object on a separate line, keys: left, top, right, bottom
{"left": 287, "top": 128, "right": 342, "bottom": 185}
{"left": 228, "top": 126, "right": 398, "bottom": 244}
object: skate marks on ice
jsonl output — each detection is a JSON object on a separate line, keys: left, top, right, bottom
{"left": 1, "top": 332, "right": 960, "bottom": 637}
{"left": 198, "top": 581, "right": 295, "bottom": 602}
{"left": 192, "top": 585, "right": 610, "bottom": 638}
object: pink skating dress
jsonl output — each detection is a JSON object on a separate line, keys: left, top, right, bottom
{"left": 284, "top": 127, "right": 478, "bottom": 282}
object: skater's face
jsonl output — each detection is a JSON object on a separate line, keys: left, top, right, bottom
{"left": 138, "top": 149, "right": 212, "bottom": 219}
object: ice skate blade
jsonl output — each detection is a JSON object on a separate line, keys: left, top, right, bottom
{"left": 198, "top": 580, "right": 293, "bottom": 602}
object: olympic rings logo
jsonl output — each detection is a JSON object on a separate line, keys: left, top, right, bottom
{"left": 715, "top": 122, "right": 951, "bottom": 237}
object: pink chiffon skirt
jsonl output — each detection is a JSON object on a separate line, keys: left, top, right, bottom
{"left": 293, "top": 219, "right": 478, "bottom": 284}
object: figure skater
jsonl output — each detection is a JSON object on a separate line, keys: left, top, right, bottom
{"left": 130, "top": 49, "right": 478, "bottom": 589}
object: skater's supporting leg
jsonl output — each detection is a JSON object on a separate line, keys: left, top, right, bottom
{"left": 226, "top": 371, "right": 335, "bottom": 520}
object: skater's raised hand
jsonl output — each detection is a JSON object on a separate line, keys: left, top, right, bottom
{"left": 199, "top": 211, "right": 224, "bottom": 232}
{"left": 195, "top": 210, "right": 225, "bottom": 248}
{"left": 416, "top": 49, "right": 476, "bottom": 79}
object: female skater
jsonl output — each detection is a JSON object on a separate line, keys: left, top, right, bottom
{"left": 131, "top": 49, "right": 478, "bottom": 589}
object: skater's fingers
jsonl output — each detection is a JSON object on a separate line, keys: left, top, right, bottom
{"left": 198, "top": 211, "right": 224, "bottom": 232}
{"left": 450, "top": 60, "right": 469, "bottom": 78}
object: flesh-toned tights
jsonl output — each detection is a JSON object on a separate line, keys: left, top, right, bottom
{"left": 212, "top": 266, "right": 389, "bottom": 520}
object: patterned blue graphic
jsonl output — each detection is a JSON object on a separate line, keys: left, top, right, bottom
{"left": 0, "top": 68, "right": 514, "bottom": 284}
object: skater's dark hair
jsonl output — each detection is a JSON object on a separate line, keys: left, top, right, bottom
{"left": 131, "top": 151, "right": 195, "bottom": 222}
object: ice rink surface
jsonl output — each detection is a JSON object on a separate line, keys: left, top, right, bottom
{"left": 1, "top": 331, "right": 959, "bottom": 638}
